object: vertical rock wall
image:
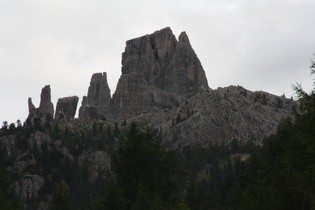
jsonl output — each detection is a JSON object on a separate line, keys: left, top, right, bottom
{"left": 108, "top": 27, "right": 209, "bottom": 121}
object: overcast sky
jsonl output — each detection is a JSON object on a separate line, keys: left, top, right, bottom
{"left": 1, "top": 0, "right": 315, "bottom": 124}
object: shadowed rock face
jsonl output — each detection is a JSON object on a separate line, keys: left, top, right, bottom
{"left": 55, "top": 96, "right": 79, "bottom": 121}
{"left": 28, "top": 85, "right": 54, "bottom": 121}
{"left": 79, "top": 72, "right": 111, "bottom": 120}
{"left": 108, "top": 27, "right": 209, "bottom": 121}
{"left": 120, "top": 27, "right": 208, "bottom": 94}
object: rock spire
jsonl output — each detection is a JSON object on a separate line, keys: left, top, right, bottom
{"left": 28, "top": 85, "right": 54, "bottom": 121}
{"left": 79, "top": 72, "right": 111, "bottom": 119}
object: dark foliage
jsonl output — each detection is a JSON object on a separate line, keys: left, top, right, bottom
{"left": 228, "top": 68, "right": 315, "bottom": 209}
{"left": 104, "top": 123, "right": 186, "bottom": 209}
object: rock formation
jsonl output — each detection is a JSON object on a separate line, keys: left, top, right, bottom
{"left": 78, "top": 27, "right": 208, "bottom": 121}
{"left": 55, "top": 96, "right": 79, "bottom": 121}
{"left": 28, "top": 98, "right": 36, "bottom": 119}
{"left": 28, "top": 85, "right": 54, "bottom": 121}
{"left": 128, "top": 85, "right": 296, "bottom": 147}
{"left": 79, "top": 72, "right": 111, "bottom": 120}
{"left": 110, "top": 27, "right": 208, "bottom": 121}
{"left": 39, "top": 85, "right": 54, "bottom": 117}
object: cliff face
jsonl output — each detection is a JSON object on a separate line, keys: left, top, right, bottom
{"left": 119, "top": 27, "right": 208, "bottom": 94}
{"left": 112, "top": 27, "right": 208, "bottom": 121}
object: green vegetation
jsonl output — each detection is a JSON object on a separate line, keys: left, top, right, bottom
{"left": 0, "top": 167, "right": 21, "bottom": 210}
{"left": 50, "top": 181, "right": 71, "bottom": 210}
{"left": 100, "top": 123, "right": 186, "bottom": 209}
{"left": 228, "top": 66, "right": 315, "bottom": 209}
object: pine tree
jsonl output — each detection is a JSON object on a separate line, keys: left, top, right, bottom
{"left": 108, "top": 123, "right": 183, "bottom": 209}
{"left": 50, "top": 181, "right": 71, "bottom": 210}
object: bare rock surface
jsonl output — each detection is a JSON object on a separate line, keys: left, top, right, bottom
{"left": 79, "top": 72, "right": 111, "bottom": 119}
{"left": 129, "top": 85, "right": 296, "bottom": 147}
{"left": 55, "top": 96, "right": 79, "bottom": 121}
{"left": 28, "top": 85, "right": 54, "bottom": 121}
{"left": 107, "top": 27, "right": 208, "bottom": 121}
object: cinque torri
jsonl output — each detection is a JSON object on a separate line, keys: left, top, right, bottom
{"left": 29, "top": 27, "right": 296, "bottom": 147}
{"left": 1, "top": 27, "right": 297, "bottom": 209}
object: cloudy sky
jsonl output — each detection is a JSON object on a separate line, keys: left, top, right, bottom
{"left": 1, "top": 0, "right": 315, "bottom": 124}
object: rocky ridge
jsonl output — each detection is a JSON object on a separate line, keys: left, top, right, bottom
{"left": 128, "top": 85, "right": 296, "bottom": 147}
